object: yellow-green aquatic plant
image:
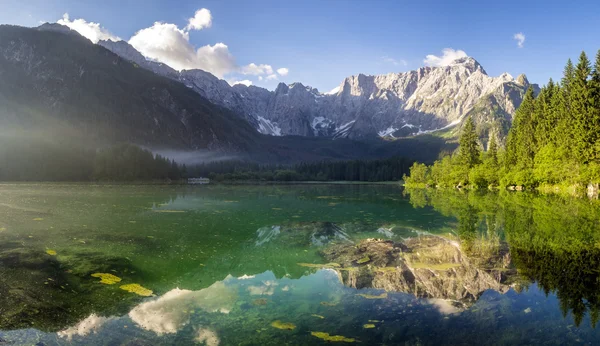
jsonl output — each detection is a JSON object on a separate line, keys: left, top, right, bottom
{"left": 270, "top": 320, "right": 296, "bottom": 330}
{"left": 311, "top": 331, "right": 355, "bottom": 342}
{"left": 357, "top": 292, "right": 387, "bottom": 299}
{"left": 120, "top": 283, "right": 153, "bottom": 296}
{"left": 91, "top": 273, "right": 122, "bottom": 285}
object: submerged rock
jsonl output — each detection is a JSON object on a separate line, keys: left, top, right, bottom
{"left": 321, "top": 236, "right": 514, "bottom": 308}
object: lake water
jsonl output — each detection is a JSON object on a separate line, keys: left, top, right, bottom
{"left": 0, "top": 184, "right": 599, "bottom": 345}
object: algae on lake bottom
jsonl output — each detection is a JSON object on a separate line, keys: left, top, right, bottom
{"left": 91, "top": 273, "right": 122, "bottom": 285}
{"left": 120, "top": 283, "right": 153, "bottom": 296}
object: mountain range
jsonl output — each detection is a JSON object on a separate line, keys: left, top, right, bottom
{"left": 0, "top": 23, "right": 538, "bottom": 164}
{"left": 96, "top": 30, "right": 537, "bottom": 143}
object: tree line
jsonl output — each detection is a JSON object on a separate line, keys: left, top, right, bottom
{"left": 0, "top": 142, "right": 186, "bottom": 182}
{"left": 0, "top": 140, "right": 411, "bottom": 182}
{"left": 405, "top": 48, "right": 600, "bottom": 190}
{"left": 189, "top": 156, "right": 413, "bottom": 182}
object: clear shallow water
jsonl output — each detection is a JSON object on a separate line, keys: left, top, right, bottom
{"left": 0, "top": 184, "right": 599, "bottom": 345}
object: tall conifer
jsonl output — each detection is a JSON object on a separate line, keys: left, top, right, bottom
{"left": 458, "top": 117, "right": 481, "bottom": 168}
{"left": 571, "top": 51, "right": 592, "bottom": 162}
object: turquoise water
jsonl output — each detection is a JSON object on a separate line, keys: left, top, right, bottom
{"left": 0, "top": 184, "right": 599, "bottom": 345}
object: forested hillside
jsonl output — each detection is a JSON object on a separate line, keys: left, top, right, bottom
{"left": 404, "top": 49, "right": 600, "bottom": 191}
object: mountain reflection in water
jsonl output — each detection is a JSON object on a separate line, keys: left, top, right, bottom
{"left": 0, "top": 184, "right": 600, "bottom": 344}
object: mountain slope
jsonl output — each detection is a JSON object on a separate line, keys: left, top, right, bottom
{"left": 98, "top": 36, "right": 537, "bottom": 141}
{"left": 0, "top": 24, "right": 259, "bottom": 151}
{"left": 0, "top": 24, "right": 453, "bottom": 166}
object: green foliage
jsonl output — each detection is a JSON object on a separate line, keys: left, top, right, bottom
{"left": 405, "top": 48, "right": 600, "bottom": 190}
{"left": 403, "top": 188, "right": 600, "bottom": 327}
{"left": 403, "top": 162, "right": 429, "bottom": 186}
{"left": 458, "top": 117, "right": 481, "bottom": 168}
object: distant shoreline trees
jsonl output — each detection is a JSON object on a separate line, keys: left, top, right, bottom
{"left": 0, "top": 141, "right": 412, "bottom": 182}
{"left": 404, "top": 48, "right": 600, "bottom": 192}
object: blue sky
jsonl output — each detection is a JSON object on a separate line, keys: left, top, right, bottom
{"left": 2, "top": 0, "right": 600, "bottom": 91}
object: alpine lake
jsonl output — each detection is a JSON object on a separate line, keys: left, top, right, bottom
{"left": 1, "top": 183, "right": 600, "bottom": 345}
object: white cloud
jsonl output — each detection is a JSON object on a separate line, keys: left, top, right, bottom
{"left": 276, "top": 67, "right": 289, "bottom": 76}
{"left": 382, "top": 56, "right": 407, "bottom": 66}
{"left": 513, "top": 32, "right": 525, "bottom": 48}
{"left": 231, "top": 79, "right": 252, "bottom": 87}
{"left": 240, "top": 63, "right": 273, "bottom": 75}
{"left": 423, "top": 48, "right": 468, "bottom": 67}
{"left": 57, "top": 13, "right": 120, "bottom": 43}
{"left": 128, "top": 22, "right": 235, "bottom": 77}
{"left": 186, "top": 8, "right": 212, "bottom": 31}
{"left": 57, "top": 9, "right": 286, "bottom": 81}
{"left": 258, "top": 76, "right": 263, "bottom": 81}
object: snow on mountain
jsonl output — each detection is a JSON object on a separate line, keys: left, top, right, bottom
{"left": 93, "top": 32, "right": 535, "bottom": 141}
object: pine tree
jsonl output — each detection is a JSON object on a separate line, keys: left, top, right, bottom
{"left": 571, "top": 51, "right": 592, "bottom": 162}
{"left": 534, "top": 80, "right": 557, "bottom": 148}
{"left": 458, "top": 116, "right": 481, "bottom": 168}
{"left": 562, "top": 58, "right": 575, "bottom": 97}
{"left": 506, "top": 87, "right": 536, "bottom": 169}
{"left": 488, "top": 134, "right": 498, "bottom": 166}
{"left": 589, "top": 50, "right": 600, "bottom": 161}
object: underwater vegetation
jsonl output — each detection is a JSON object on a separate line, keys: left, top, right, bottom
{"left": 311, "top": 331, "right": 356, "bottom": 342}
{"left": 91, "top": 273, "right": 122, "bottom": 285}
{"left": 120, "top": 283, "right": 153, "bottom": 296}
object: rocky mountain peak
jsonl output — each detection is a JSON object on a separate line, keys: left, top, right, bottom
{"left": 516, "top": 73, "right": 529, "bottom": 87}
{"left": 92, "top": 29, "right": 535, "bottom": 140}
{"left": 37, "top": 23, "right": 80, "bottom": 37}
{"left": 450, "top": 56, "right": 487, "bottom": 75}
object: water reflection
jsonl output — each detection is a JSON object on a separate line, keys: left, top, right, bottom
{"left": 2, "top": 184, "right": 600, "bottom": 344}
{"left": 404, "top": 188, "right": 600, "bottom": 327}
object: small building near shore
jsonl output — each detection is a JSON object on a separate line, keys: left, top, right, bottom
{"left": 188, "top": 177, "right": 210, "bottom": 185}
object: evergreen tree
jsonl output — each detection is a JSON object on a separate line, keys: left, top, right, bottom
{"left": 571, "top": 51, "right": 592, "bottom": 162}
{"left": 506, "top": 87, "right": 536, "bottom": 169}
{"left": 589, "top": 50, "right": 600, "bottom": 161}
{"left": 562, "top": 58, "right": 575, "bottom": 97}
{"left": 488, "top": 134, "right": 498, "bottom": 166}
{"left": 534, "top": 80, "right": 556, "bottom": 148}
{"left": 458, "top": 116, "right": 481, "bottom": 169}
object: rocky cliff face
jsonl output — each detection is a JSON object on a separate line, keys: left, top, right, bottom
{"left": 96, "top": 34, "right": 536, "bottom": 140}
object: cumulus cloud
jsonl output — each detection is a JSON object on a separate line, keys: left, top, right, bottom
{"left": 276, "top": 67, "right": 289, "bottom": 76}
{"left": 382, "top": 56, "right": 407, "bottom": 66}
{"left": 57, "top": 9, "right": 285, "bottom": 81}
{"left": 513, "top": 32, "right": 525, "bottom": 48}
{"left": 231, "top": 79, "right": 252, "bottom": 86}
{"left": 423, "top": 48, "right": 468, "bottom": 67}
{"left": 240, "top": 63, "right": 273, "bottom": 75}
{"left": 128, "top": 22, "right": 235, "bottom": 77}
{"left": 57, "top": 13, "right": 120, "bottom": 43}
{"left": 186, "top": 8, "right": 212, "bottom": 31}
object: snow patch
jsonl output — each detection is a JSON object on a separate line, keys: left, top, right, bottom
{"left": 325, "top": 86, "right": 340, "bottom": 95}
{"left": 378, "top": 126, "right": 398, "bottom": 138}
{"left": 416, "top": 119, "right": 462, "bottom": 135}
{"left": 257, "top": 116, "right": 282, "bottom": 136}
{"left": 311, "top": 116, "right": 333, "bottom": 136}
{"left": 333, "top": 120, "right": 356, "bottom": 139}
